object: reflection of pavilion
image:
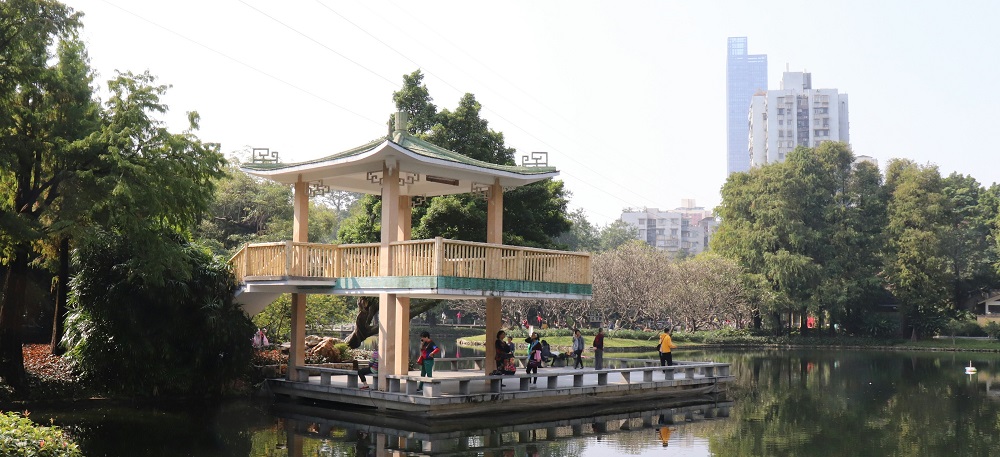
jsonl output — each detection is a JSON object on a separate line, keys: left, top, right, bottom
{"left": 272, "top": 395, "right": 732, "bottom": 456}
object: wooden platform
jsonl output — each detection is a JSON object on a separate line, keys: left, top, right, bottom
{"left": 268, "top": 360, "right": 733, "bottom": 418}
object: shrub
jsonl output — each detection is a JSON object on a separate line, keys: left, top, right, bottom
{"left": 334, "top": 343, "right": 352, "bottom": 362}
{"left": 0, "top": 411, "right": 82, "bottom": 457}
{"left": 63, "top": 230, "right": 256, "bottom": 397}
{"left": 861, "top": 314, "right": 898, "bottom": 338}
{"left": 985, "top": 321, "right": 1000, "bottom": 340}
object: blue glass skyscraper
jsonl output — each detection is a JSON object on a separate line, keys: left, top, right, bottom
{"left": 726, "top": 37, "right": 767, "bottom": 175}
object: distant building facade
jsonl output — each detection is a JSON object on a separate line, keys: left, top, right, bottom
{"left": 620, "top": 200, "right": 719, "bottom": 256}
{"left": 749, "top": 70, "right": 850, "bottom": 167}
{"left": 727, "top": 37, "right": 768, "bottom": 175}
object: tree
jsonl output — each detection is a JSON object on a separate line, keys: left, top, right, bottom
{"left": 195, "top": 161, "right": 293, "bottom": 253}
{"left": 668, "top": 254, "right": 752, "bottom": 331}
{"left": 0, "top": 1, "right": 90, "bottom": 390}
{"left": 337, "top": 70, "right": 572, "bottom": 346}
{"left": 598, "top": 219, "right": 639, "bottom": 252}
{"left": 591, "top": 241, "right": 670, "bottom": 329}
{"left": 882, "top": 159, "right": 951, "bottom": 339}
{"left": 939, "top": 173, "right": 996, "bottom": 311}
{"left": 556, "top": 208, "right": 601, "bottom": 252}
{"left": 0, "top": 12, "right": 226, "bottom": 390}
{"left": 715, "top": 143, "right": 869, "bottom": 335}
{"left": 63, "top": 230, "right": 254, "bottom": 396}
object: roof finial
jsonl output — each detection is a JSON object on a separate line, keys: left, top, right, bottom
{"left": 392, "top": 111, "right": 409, "bottom": 143}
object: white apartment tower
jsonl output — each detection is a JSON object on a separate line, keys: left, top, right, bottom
{"left": 749, "top": 70, "right": 849, "bottom": 167}
{"left": 620, "top": 200, "right": 719, "bottom": 256}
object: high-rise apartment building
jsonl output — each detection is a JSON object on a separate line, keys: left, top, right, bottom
{"left": 620, "top": 200, "right": 719, "bottom": 256}
{"left": 727, "top": 37, "right": 768, "bottom": 175}
{"left": 749, "top": 70, "right": 850, "bottom": 167}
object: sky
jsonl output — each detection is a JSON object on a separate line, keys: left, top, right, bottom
{"left": 63, "top": 0, "right": 1000, "bottom": 225}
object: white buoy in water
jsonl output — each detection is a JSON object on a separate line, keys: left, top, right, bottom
{"left": 965, "top": 361, "right": 977, "bottom": 374}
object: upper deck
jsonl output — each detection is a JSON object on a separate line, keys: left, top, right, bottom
{"left": 230, "top": 237, "right": 592, "bottom": 315}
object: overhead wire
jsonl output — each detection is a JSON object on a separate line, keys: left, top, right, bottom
{"left": 310, "top": 0, "right": 661, "bottom": 213}
{"left": 96, "top": 0, "right": 386, "bottom": 128}
{"left": 375, "top": 0, "right": 663, "bottom": 208}
{"left": 100, "top": 0, "right": 657, "bottom": 222}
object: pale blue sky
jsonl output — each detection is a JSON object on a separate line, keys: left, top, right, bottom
{"left": 65, "top": 0, "right": 999, "bottom": 225}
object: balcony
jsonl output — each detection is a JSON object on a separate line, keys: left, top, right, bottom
{"left": 230, "top": 238, "right": 592, "bottom": 314}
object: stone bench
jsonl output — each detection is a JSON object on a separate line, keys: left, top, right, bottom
{"left": 431, "top": 357, "right": 526, "bottom": 371}
{"left": 294, "top": 366, "right": 361, "bottom": 388}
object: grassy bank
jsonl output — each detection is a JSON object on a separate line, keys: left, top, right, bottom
{"left": 457, "top": 329, "right": 1000, "bottom": 353}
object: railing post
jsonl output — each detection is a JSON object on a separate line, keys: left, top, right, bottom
{"left": 433, "top": 237, "right": 445, "bottom": 276}
{"left": 333, "top": 244, "right": 341, "bottom": 278}
{"left": 285, "top": 241, "right": 293, "bottom": 277}
{"left": 242, "top": 245, "right": 250, "bottom": 282}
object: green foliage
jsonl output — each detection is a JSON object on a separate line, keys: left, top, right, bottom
{"left": 0, "top": 411, "right": 82, "bottom": 457}
{"left": 63, "top": 230, "right": 255, "bottom": 397}
{"left": 195, "top": 161, "right": 292, "bottom": 252}
{"left": 985, "top": 321, "right": 1000, "bottom": 340}
{"left": 598, "top": 219, "right": 639, "bottom": 252}
{"left": 883, "top": 159, "right": 951, "bottom": 338}
{"left": 252, "top": 294, "right": 354, "bottom": 343}
{"left": 0, "top": 7, "right": 226, "bottom": 391}
{"left": 555, "top": 208, "right": 600, "bottom": 252}
{"left": 942, "top": 317, "right": 986, "bottom": 337}
{"left": 861, "top": 313, "right": 899, "bottom": 338}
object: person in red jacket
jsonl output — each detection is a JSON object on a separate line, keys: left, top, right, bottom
{"left": 592, "top": 327, "right": 605, "bottom": 370}
{"left": 416, "top": 331, "right": 440, "bottom": 392}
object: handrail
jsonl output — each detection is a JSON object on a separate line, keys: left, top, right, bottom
{"left": 232, "top": 238, "right": 592, "bottom": 285}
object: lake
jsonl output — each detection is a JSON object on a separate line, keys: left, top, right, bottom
{"left": 25, "top": 348, "right": 1000, "bottom": 456}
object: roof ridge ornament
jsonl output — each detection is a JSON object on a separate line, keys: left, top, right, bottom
{"left": 392, "top": 111, "right": 409, "bottom": 143}
{"left": 521, "top": 151, "right": 548, "bottom": 167}
{"left": 251, "top": 147, "right": 280, "bottom": 164}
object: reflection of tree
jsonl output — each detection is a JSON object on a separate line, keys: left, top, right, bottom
{"left": 707, "top": 351, "right": 1000, "bottom": 456}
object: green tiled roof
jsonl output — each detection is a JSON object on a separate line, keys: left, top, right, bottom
{"left": 242, "top": 133, "right": 557, "bottom": 175}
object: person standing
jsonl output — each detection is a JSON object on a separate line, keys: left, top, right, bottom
{"left": 658, "top": 327, "right": 677, "bottom": 366}
{"left": 572, "top": 329, "right": 585, "bottom": 369}
{"left": 416, "top": 331, "right": 440, "bottom": 392}
{"left": 592, "top": 327, "right": 605, "bottom": 370}
{"left": 526, "top": 336, "right": 542, "bottom": 384}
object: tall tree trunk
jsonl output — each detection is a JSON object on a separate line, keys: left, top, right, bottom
{"left": 345, "top": 296, "right": 379, "bottom": 348}
{"left": 344, "top": 297, "right": 442, "bottom": 348}
{"left": 800, "top": 306, "right": 809, "bottom": 336}
{"left": 50, "top": 237, "right": 70, "bottom": 355}
{"left": 0, "top": 248, "right": 30, "bottom": 393}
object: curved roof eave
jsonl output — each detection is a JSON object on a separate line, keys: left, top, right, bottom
{"left": 240, "top": 140, "right": 559, "bottom": 187}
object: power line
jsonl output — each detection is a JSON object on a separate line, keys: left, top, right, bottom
{"left": 97, "top": 0, "right": 386, "bottom": 127}
{"left": 100, "top": 1, "right": 653, "bottom": 220}
{"left": 236, "top": 0, "right": 399, "bottom": 88}
{"left": 314, "top": 0, "right": 662, "bottom": 209}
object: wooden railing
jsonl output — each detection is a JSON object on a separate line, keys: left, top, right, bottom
{"left": 230, "top": 238, "right": 591, "bottom": 285}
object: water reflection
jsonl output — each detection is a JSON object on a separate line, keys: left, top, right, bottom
{"left": 24, "top": 349, "right": 1000, "bottom": 456}
{"left": 268, "top": 395, "right": 732, "bottom": 456}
